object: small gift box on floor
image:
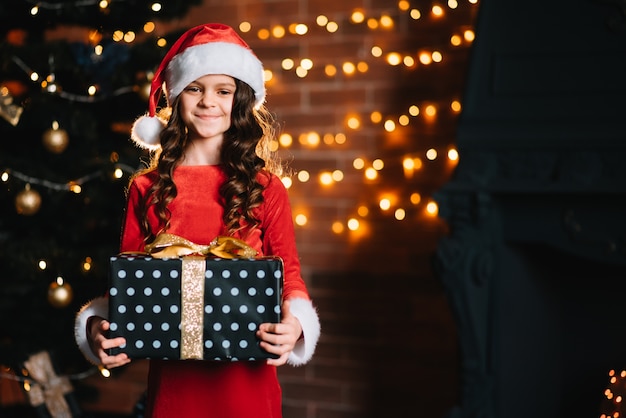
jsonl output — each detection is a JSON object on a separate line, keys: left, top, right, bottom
{"left": 21, "top": 350, "right": 82, "bottom": 418}
{"left": 107, "top": 236, "right": 283, "bottom": 361}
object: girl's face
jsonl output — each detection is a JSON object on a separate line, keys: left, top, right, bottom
{"left": 179, "top": 74, "right": 236, "bottom": 143}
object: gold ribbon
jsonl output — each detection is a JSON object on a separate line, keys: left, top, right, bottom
{"left": 133, "top": 234, "right": 257, "bottom": 359}
{"left": 144, "top": 233, "right": 257, "bottom": 259}
{"left": 23, "top": 351, "right": 73, "bottom": 418}
{"left": 180, "top": 256, "right": 206, "bottom": 360}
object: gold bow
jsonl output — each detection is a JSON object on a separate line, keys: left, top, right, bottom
{"left": 143, "top": 233, "right": 257, "bottom": 259}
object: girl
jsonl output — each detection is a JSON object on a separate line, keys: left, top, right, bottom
{"left": 74, "top": 23, "right": 320, "bottom": 418}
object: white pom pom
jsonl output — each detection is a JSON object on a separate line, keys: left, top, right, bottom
{"left": 131, "top": 115, "right": 166, "bottom": 150}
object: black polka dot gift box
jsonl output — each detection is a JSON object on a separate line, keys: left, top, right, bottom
{"left": 107, "top": 255, "right": 283, "bottom": 361}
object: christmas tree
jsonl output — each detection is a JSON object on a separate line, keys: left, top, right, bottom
{"left": 0, "top": 0, "right": 199, "bottom": 396}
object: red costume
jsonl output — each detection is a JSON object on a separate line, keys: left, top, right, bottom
{"left": 75, "top": 165, "right": 320, "bottom": 418}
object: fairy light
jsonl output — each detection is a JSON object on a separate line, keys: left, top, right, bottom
{"left": 394, "top": 208, "right": 406, "bottom": 220}
{"left": 398, "top": 0, "right": 410, "bottom": 11}
{"left": 419, "top": 52, "right": 432, "bottom": 65}
{"left": 353, "top": 158, "right": 365, "bottom": 170}
{"left": 319, "top": 172, "right": 334, "bottom": 185}
{"left": 371, "top": 46, "right": 383, "bottom": 57}
{"left": 367, "top": 18, "right": 379, "bottom": 29}
{"left": 379, "top": 198, "right": 391, "bottom": 211}
{"left": 82, "top": 257, "right": 92, "bottom": 272}
{"left": 372, "top": 159, "right": 384, "bottom": 170}
{"left": 409, "top": 105, "right": 420, "bottom": 116}
{"left": 144, "top": 22, "right": 155, "bottom": 33}
{"left": 257, "top": 28, "right": 270, "bottom": 40}
{"left": 347, "top": 116, "right": 360, "bottom": 129}
{"left": 300, "top": 58, "right": 313, "bottom": 70}
{"left": 447, "top": 148, "right": 459, "bottom": 161}
{"left": 464, "top": 29, "right": 475, "bottom": 42}
{"left": 364, "top": 167, "right": 378, "bottom": 180}
{"left": 384, "top": 120, "right": 396, "bottom": 132}
{"left": 380, "top": 15, "right": 394, "bottom": 28}
{"left": 332, "top": 221, "right": 344, "bottom": 234}
{"left": 279, "top": 133, "right": 292, "bottom": 147}
{"left": 151, "top": 2, "right": 162, "bottom": 12}
{"left": 357, "top": 62, "right": 369, "bottom": 73}
{"left": 297, "top": 170, "right": 310, "bottom": 182}
{"left": 326, "top": 21, "right": 339, "bottom": 32}
{"left": 281, "top": 177, "right": 292, "bottom": 189}
{"left": 239, "top": 22, "right": 252, "bottom": 32}
{"left": 294, "top": 213, "right": 308, "bottom": 226}
{"left": 324, "top": 65, "right": 337, "bottom": 76}
{"left": 410, "top": 9, "right": 422, "bottom": 19}
{"left": 123, "top": 32, "right": 136, "bottom": 43}
{"left": 272, "top": 25, "right": 286, "bottom": 38}
{"left": 451, "top": 100, "right": 462, "bottom": 113}
{"left": 386, "top": 52, "right": 402, "bottom": 66}
{"left": 342, "top": 62, "right": 356, "bottom": 75}
{"left": 425, "top": 200, "right": 439, "bottom": 216}
{"left": 347, "top": 218, "right": 360, "bottom": 231}
{"left": 113, "top": 167, "right": 124, "bottom": 179}
{"left": 357, "top": 206, "right": 369, "bottom": 217}
{"left": 332, "top": 170, "right": 344, "bottom": 182}
{"left": 448, "top": 0, "right": 459, "bottom": 9}
{"left": 316, "top": 15, "right": 329, "bottom": 26}
{"left": 38, "top": 260, "right": 47, "bottom": 270}
{"left": 335, "top": 133, "right": 347, "bottom": 144}
{"left": 99, "top": 0, "right": 109, "bottom": 8}
{"left": 410, "top": 193, "right": 421, "bottom": 205}
{"left": 451, "top": 34, "right": 463, "bottom": 46}
{"left": 351, "top": 10, "right": 366, "bottom": 23}
{"left": 426, "top": 148, "right": 438, "bottom": 160}
{"left": 432, "top": 5, "right": 445, "bottom": 17}
{"left": 295, "top": 66, "right": 308, "bottom": 78}
{"left": 294, "top": 24, "right": 308, "bottom": 35}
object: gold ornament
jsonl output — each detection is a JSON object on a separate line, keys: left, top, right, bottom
{"left": 15, "top": 184, "right": 41, "bottom": 215}
{"left": 47, "top": 280, "right": 73, "bottom": 308}
{"left": 42, "top": 122, "right": 69, "bottom": 153}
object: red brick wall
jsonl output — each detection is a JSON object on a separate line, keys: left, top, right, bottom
{"left": 80, "top": 1, "right": 479, "bottom": 416}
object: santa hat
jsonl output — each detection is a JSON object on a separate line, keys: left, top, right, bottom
{"left": 131, "top": 23, "right": 266, "bottom": 149}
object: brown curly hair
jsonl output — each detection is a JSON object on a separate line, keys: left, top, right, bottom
{"left": 133, "top": 79, "right": 281, "bottom": 244}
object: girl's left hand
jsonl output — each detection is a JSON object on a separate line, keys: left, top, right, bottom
{"left": 257, "top": 299, "right": 303, "bottom": 366}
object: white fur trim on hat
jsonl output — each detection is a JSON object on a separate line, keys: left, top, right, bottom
{"left": 287, "top": 298, "right": 321, "bottom": 366}
{"left": 130, "top": 114, "right": 167, "bottom": 150}
{"left": 165, "top": 41, "right": 265, "bottom": 107}
{"left": 74, "top": 296, "right": 109, "bottom": 365}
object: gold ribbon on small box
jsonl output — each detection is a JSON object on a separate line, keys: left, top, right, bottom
{"left": 142, "top": 234, "right": 257, "bottom": 359}
{"left": 23, "top": 351, "right": 73, "bottom": 418}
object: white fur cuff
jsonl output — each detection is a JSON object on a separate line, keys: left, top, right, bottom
{"left": 287, "top": 298, "right": 321, "bottom": 366}
{"left": 74, "top": 296, "right": 109, "bottom": 365}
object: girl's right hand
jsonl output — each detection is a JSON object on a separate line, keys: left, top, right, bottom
{"left": 88, "top": 316, "right": 131, "bottom": 369}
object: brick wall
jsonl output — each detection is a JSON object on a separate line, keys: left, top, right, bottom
{"left": 80, "top": 1, "right": 479, "bottom": 416}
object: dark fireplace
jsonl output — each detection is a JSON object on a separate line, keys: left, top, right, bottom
{"left": 434, "top": 1, "right": 626, "bottom": 417}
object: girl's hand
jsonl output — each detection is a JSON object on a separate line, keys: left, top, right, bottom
{"left": 88, "top": 316, "right": 131, "bottom": 369}
{"left": 256, "top": 299, "right": 303, "bottom": 366}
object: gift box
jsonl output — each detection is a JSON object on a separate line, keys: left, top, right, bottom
{"left": 108, "top": 254, "right": 283, "bottom": 361}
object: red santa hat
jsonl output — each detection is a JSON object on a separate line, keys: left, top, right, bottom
{"left": 131, "top": 23, "right": 266, "bottom": 150}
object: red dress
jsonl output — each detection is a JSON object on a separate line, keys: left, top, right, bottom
{"left": 119, "top": 165, "right": 311, "bottom": 418}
